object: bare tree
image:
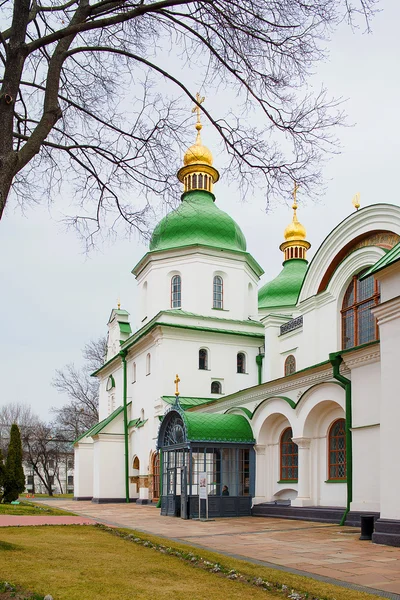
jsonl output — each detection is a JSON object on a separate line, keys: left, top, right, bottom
{"left": 51, "top": 336, "right": 106, "bottom": 438}
{"left": 0, "top": 402, "right": 39, "bottom": 454}
{"left": 22, "top": 421, "right": 71, "bottom": 495}
{"left": 0, "top": 0, "right": 377, "bottom": 243}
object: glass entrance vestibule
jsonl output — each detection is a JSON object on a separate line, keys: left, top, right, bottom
{"left": 157, "top": 406, "right": 255, "bottom": 518}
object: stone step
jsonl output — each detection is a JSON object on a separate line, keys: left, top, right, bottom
{"left": 251, "top": 504, "right": 346, "bottom": 524}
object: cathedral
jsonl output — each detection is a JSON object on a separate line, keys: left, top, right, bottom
{"left": 74, "top": 109, "right": 400, "bottom": 547}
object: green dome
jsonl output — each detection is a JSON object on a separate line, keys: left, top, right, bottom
{"left": 258, "top": 259, "right": 308, "bottom": 310}
{"left": 150, "top": 190, "right": 247, "bottom": 252}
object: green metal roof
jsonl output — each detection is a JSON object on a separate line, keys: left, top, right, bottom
{"left": 149, "top": 190, "right": 247, "bottom": 253}
{"left": 163, "top": 396, "right": 216, "bottom": 410}
{"left": 258, "top": 259, "right": 308, "bottom": 310}
{"left": 182, "top": 412, "right": 254, "bottom": 444}
{"left": 362, "top": 241, "right": 400, "bottom": 279}
{"left": 90, "top": 405, "right": 124, "bottom": 436}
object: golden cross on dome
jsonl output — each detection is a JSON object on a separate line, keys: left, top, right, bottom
{"left": 174, "top": 374, "right": 180, "bottom": 397}
{"left": 192, "top": 92, "right": 205, "bottom": 130}
{"left": 352, "top": 192, "right": 360, "bottom": 211}
{"left": 292, "top": 181, "right": 299, "bottom": 209}
{"left": 117, "top": 299, "right": 121, "bottom": 310}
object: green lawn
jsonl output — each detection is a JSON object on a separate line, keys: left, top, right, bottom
{"left": 0, "top": 501, "right": 74, "bottom": 516}
{"left": 0, "top": 525, "right": 384, "bottom": 600}
{"left": 23, "top": 493, "right": 74, "bottom": 499}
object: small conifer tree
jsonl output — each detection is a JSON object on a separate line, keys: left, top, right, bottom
{"left": 0, "top": 448, "right": 5, "bottom": 501}
{"left": 3, "top": 424, "right": 25, "bottom": 503}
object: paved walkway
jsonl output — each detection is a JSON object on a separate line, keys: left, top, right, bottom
{"left": 10, "top": 499, "right": 400, "bottom": 598}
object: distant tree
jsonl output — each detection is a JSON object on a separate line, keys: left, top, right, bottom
{"left": 3, "top": 424, "right": 25, "bottom": 503}
{"left": 0, "top": 0, "right": 377, "bottom": 242}
{"left": 52, "top": 336, "right": 107, "bottom": 438}
{"left": 0, "top": 448, "right": 5, "bottom": 501}
{"left": 22, "top": 422, "right": 72, "bottom": 496}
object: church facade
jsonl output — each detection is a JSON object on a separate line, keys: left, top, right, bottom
{"left": 74, "top": 112, "right": 400, "bottom": 547}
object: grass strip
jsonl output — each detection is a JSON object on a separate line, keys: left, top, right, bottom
{"left": 100, "top": 524, "right": 385, "bottom": 600}
{"left": 0, "top": 580, "right": 44, "bottom": 600}
{"left": 0, "top": 501, "right": 75, "bottom": 516}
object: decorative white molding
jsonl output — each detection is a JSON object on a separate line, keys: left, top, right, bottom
{"left": 342, "top": 345, "right": 380, "bottom": 369}
{"left": 201, "top": 365, "right": 347, "bottom": 413}
{"left": 299, "top": 204, "right": 400, "bottom": 303}
{"left": 254, "top": 444, "right": 266, "bottom": 455}
{"left": 292, "top": 437, "right": 311, "bottom": 449}
{"left": 372, "top": 296, "right": 400, "bottom": 325}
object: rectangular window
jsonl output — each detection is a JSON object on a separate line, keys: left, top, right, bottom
{"left": 68, "top": 475, "right": 74, "bottom": 486}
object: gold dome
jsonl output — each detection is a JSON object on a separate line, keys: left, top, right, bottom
{"left": 177, "top": 94, "right": 219, "bottom": 192}
{"left": 284, "top": 205, "right": 307, "bottom": 242}
{"left": 183, "top": 128, "right": 213, "bottom": 167}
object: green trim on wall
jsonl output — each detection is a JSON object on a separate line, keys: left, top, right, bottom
{"left": 252, "top": 395, "right": 296, "bottom": 418}
{"left": 224, "top": 406, "right": 253, "bottom": 419}
{"left": 277, "top": 479, "right": 298, "bottom": 484}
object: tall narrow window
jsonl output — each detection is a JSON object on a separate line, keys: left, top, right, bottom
{"left": 152, "top": 453, "right": 160, "bottom": 499}
{"left": 132, "top": 362, "right": 136, "bottom": 383}
{"left": 213, "top": 275, "right": 223, "bottom": 309}
{"left": 146, "top": 353, "right": 151, "bottom": 375}
{"left": 171, "top": 274, "right": 182, "bottom": 308}
{"left": 211, "top": 381, "right": 222, "bottom": 394}
{"left": 342, "top": 272, "right": 380, "bottom": 349}
{"left": 284, "top": 355, "right": 296, "bottom": 376}
{"left": 237, "top": 352, "right": 246, "bottom": 373}
{"left": 199, "top": 349, "right": 208, "bottom": 370}
{"left": 280, "top": 427, "right": 298, "bottom": 481}
{"left": 328, "top": 419, "right": 346, "bottom": 480}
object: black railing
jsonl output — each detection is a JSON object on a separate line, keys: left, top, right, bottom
{"left": 280, "top": 315, "right": 303, "bottom": 336}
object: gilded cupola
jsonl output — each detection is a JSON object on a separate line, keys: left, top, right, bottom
{"left": 279, "top": 184, "right": 311, "bottom": 261}
{"left": 177, "top": 93, "right": 219, "bottom": 193}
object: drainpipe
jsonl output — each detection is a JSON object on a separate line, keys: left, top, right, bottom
{"left": 119, "top": 349, "right": 130, "bottom": 503}
{"left": 256, "top": 349, "right": 264, "bottom": 385}
{"left": 156, "top": 449, "right": 163, "bottom": 509}
{"left": 329, "top": 352, "right": 352, "bottom": 526}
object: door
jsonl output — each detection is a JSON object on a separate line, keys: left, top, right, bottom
{"left": 180, "top": 466, "right": 188, "bottom": 519}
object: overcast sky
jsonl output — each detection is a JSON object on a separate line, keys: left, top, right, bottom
{"left": 1, "top": 0, "right": 399, "bottom": 421}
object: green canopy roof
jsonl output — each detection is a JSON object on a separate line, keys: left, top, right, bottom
{"left": 163, "top": 396, "right": 215, "bottom": 410}
{"left": 149, "top": 189, "right": 247, "bottom": 253}
{"left": 362, "top": 241, "right": 400, "bottom": 279}
{"left": 182, "top": 412, "right": 254, "bottom": 444}
{"left": 258, "top": 259, "right": 308, "bottom": 310}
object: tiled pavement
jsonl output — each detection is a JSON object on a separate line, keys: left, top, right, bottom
{"left": 11, "top": 499, "right": 400, "bottom": 598}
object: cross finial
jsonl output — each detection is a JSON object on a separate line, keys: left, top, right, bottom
{"left": 174, "top": 374, "right": 180, "bottom": 397}
{"left": 352, "top": 192, "right": 360, "bottom": 211}
{"left": 292, "top": 182, "right": 299, "bottom": 210}
{"left": 117, "top": 298, "right": 121, "bottom": 310}
{"left": 192, "top": 92, "right": 205, "bottom": 132}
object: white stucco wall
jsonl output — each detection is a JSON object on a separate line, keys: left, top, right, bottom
{"left": 136, "top": 249, "right": 260, "bottom": 322}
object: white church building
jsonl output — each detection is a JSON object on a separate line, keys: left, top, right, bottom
{"left": 74, "top": 113, "right": 400, "bottom": 547}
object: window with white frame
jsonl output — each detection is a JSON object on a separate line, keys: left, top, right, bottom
{"left": 213, "top": 275, "right": 223, "bottom": 309}
{"left": 237, "top": 352, "right": 246, "bottom": 373}
{"left": 146, "top": 353, "right": 151, "bottom": 375}
{"left": 199, "top": 348, "right": 208, "bottom": 370}
{"left": 211, "top": 381, "right": 222, "bottom": 394}
{"left": 132, "top": 362, "right": 137, "bottom": 383}
{"left": 171, "top": 274, "right": 182, "bottom": 308}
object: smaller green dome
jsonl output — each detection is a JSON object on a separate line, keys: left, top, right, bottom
{"left": 258, "top": 259, "right": 308, "bottom": 310}
{"left": 149, "top": 190, "right": 246, "bottom": 253}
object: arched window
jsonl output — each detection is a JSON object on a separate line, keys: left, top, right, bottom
{"left": 132, "top": 362, "right": 136, "bottom": 383}
{"left": 140, "top": 408, "right": 145, "bottom": 422}
{"left": 146, "top": 353, "right": 151, "bottom": 375}
{"left": 152, "top": 453, "right": 160, "bottom": 499}
{"left": 171, "top": 274, "right": 182, "bottom": 308}
{"left": 342, "top": 271, "right": 380, "bottom": 349}
{"left": 213, "top": 275, "right": 223, "bottom": 309}
{"left": 284, "top": 355, "right": 296, "bottom": 376}
{"left": 328, "top": 419, "right": 346, "bottom": 480}
{"left": 280, "top": 427, "right": 298, "bottom": 481}
{"left": 132, "top": 456, "right": 140, "bottom": 471}
{"left": 237, "top": 352, "right": 246, "bottom": 373}
{"left": 211, "top": 381, "right": 222, "bottom": 394}
{"left": 199, "top": 348, "right": 208, "bottom": 370}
